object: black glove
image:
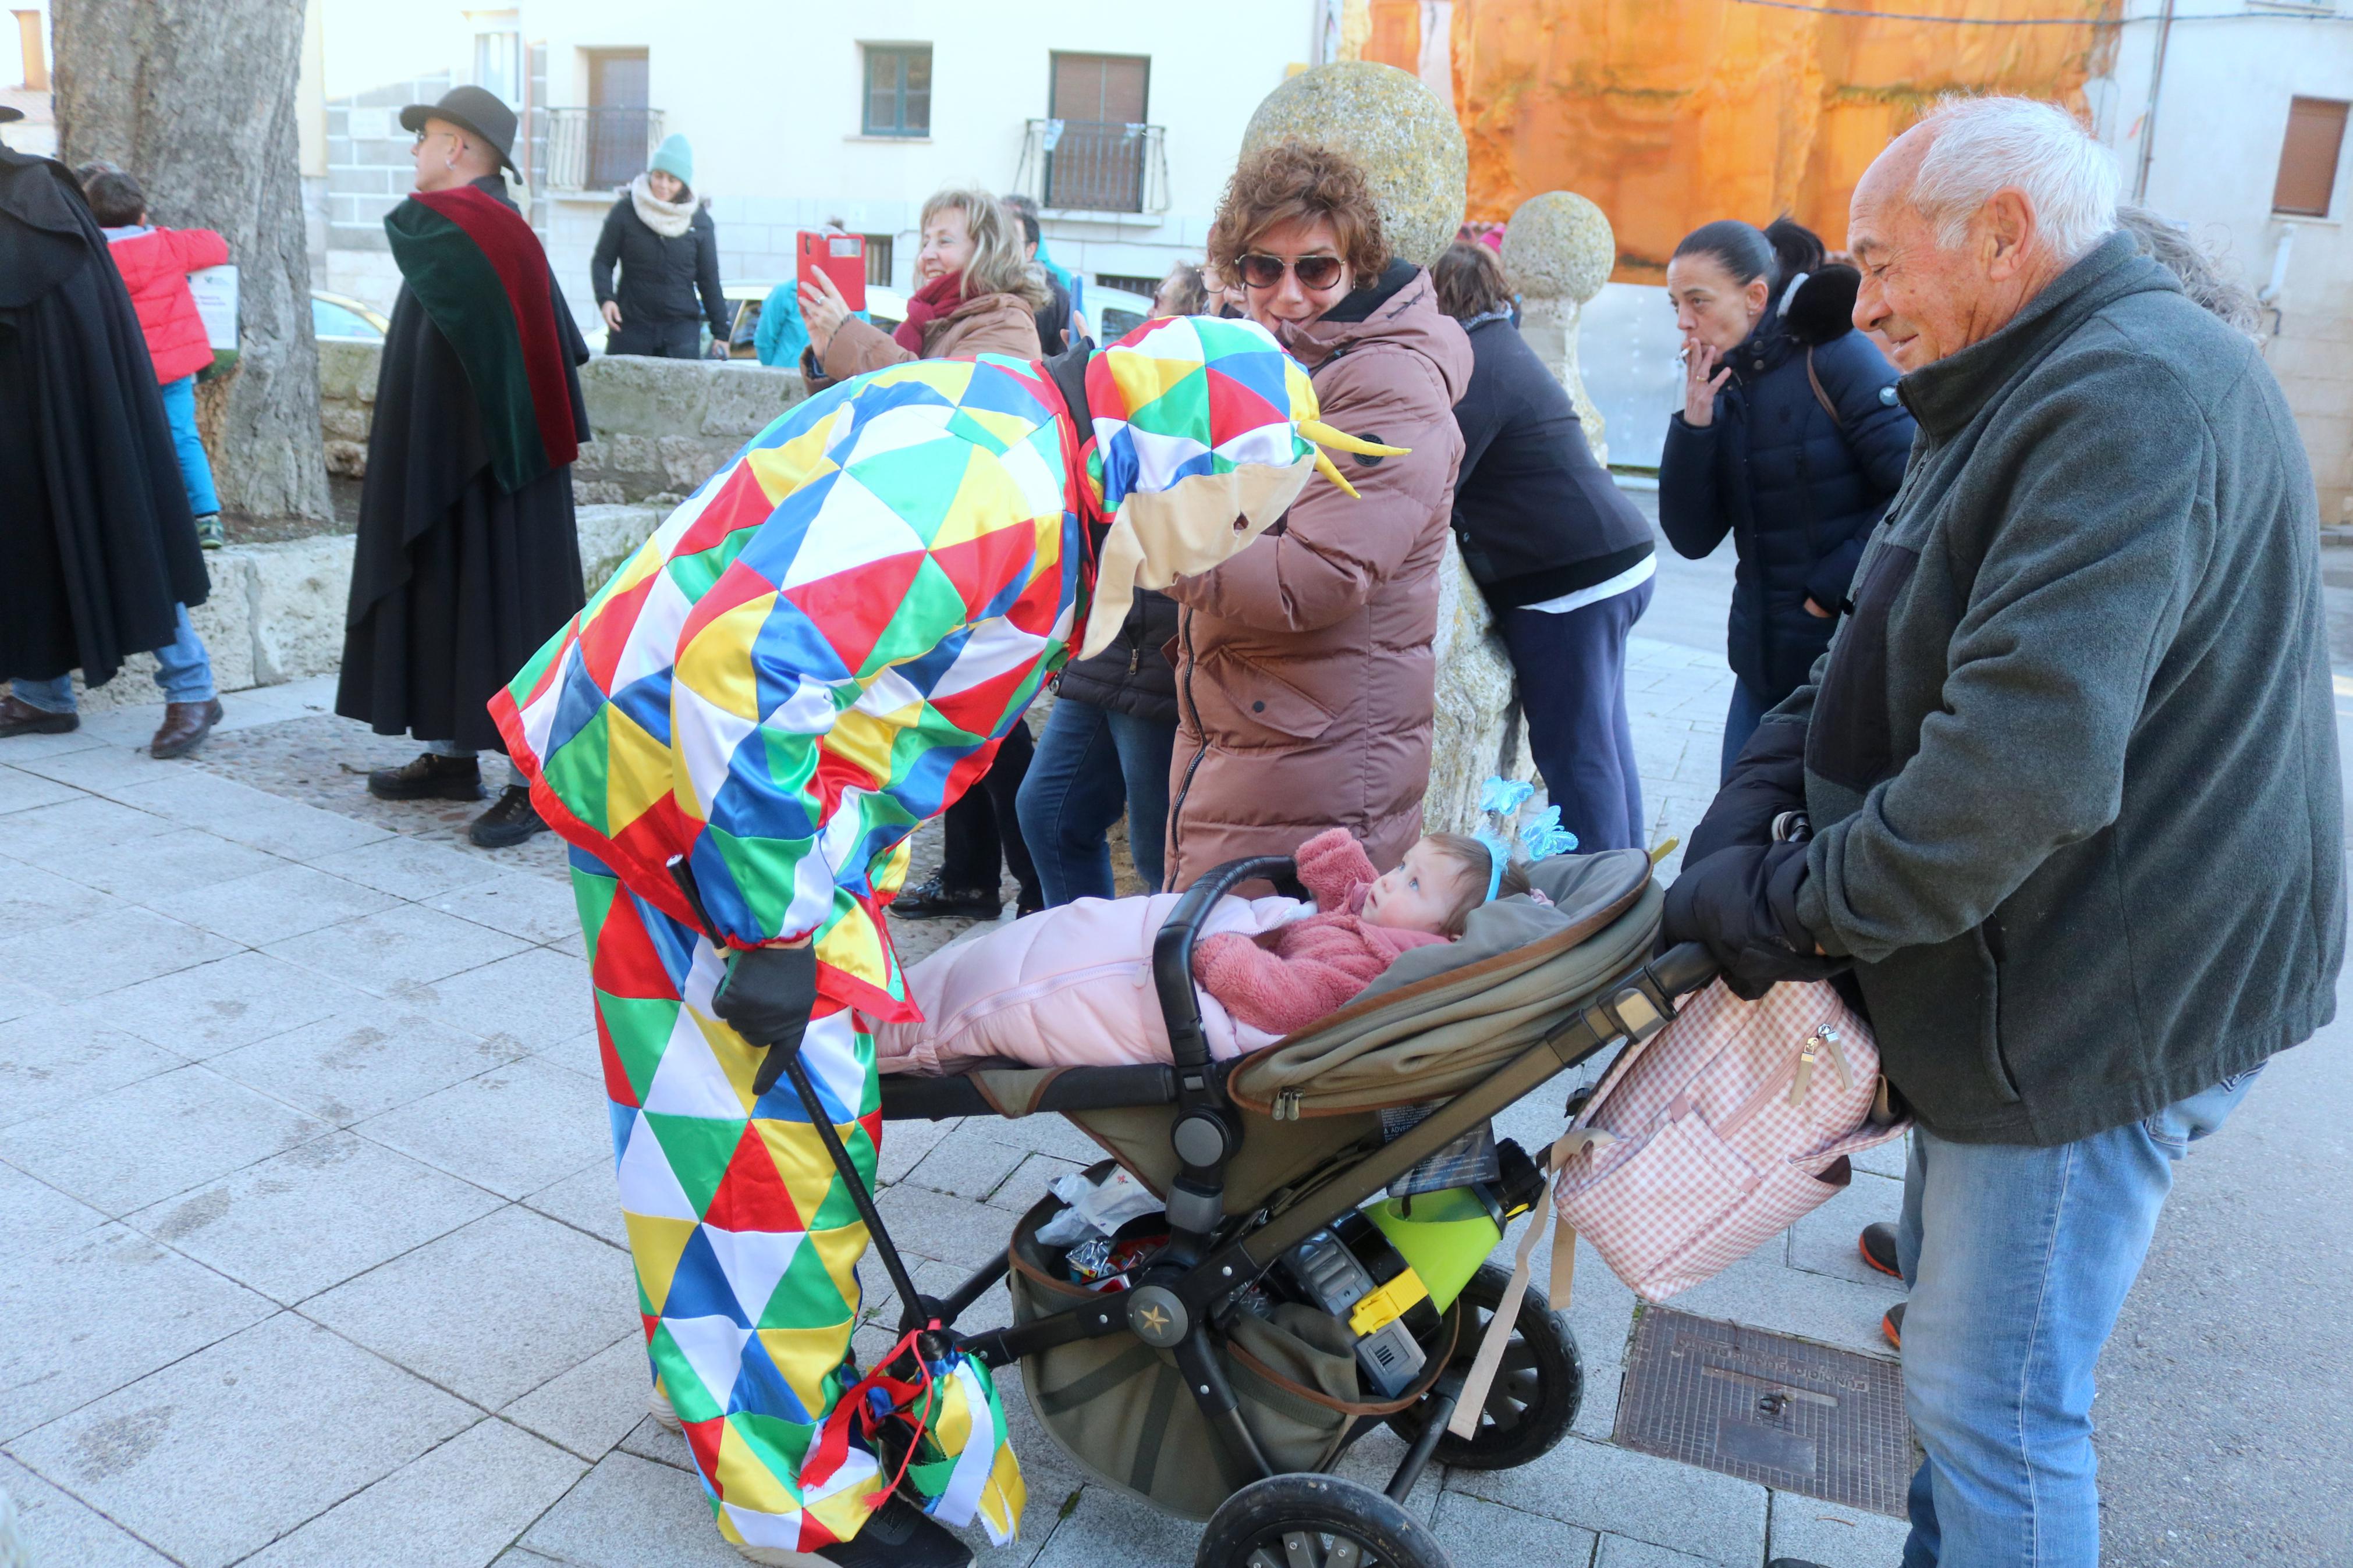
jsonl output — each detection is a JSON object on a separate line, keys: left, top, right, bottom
{"left": 1684, "top": 719, "right": 1809, "bottom": 867}
{"left": 711, "top": 944, "right": 818, "bottom": 1094}
{"left": 1663, "top": 842, "right": 1841, "bottom": 1000}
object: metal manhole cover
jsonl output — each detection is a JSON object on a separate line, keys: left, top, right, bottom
{"left": 1613, "top": 1308, "right": 1912, "bottom": 1516}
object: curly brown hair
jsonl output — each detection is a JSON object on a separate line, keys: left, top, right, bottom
{"left": 1208, "top": 143, "right": 1389, "bottom": 294}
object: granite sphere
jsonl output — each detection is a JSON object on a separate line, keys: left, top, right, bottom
{"left": 1240, "top": 61, "right": 1468, "bottom": 269}
{"left": 1502, "top": 191, "right": 1616, "bottom": 303}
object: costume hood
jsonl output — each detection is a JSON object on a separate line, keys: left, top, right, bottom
{"left": 1073, "top": 315, "right": 1401, "bottom": 659}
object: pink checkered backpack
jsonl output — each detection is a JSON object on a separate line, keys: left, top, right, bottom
{"left": 1552, "top": 976, "right": 1910, "bottom": 1301}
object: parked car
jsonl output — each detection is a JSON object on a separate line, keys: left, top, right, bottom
{"left": 311, "top": 290, "right": 389, "bottom": 343}
{"left": 1087, "top": 284, "right": 1155, "bottom": 342}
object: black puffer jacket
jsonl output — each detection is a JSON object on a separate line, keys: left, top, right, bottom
{"left": 590, "top": 195, "right": 727, "bottom": 339}
{"left": 1659, "top": 293, "right": 1913, "bottom": 702}
{"left": 1055, "top": 589, "right": 1177, "bottom": 723}
{"left": 1450, "top": 312, "right": 1652, "bottom": 609}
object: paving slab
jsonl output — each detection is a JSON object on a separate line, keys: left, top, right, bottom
{"left": 0, "top": 797, "right": 180, "bottom": 865}
{"left": 0, "top": 1162, "right": 109, "bottom": 1265}
{"left": 0, "top": 1063, "right": 331, "bottom": 1214}
{"left": 615, "top": 1413, "right": 695, "bottom": 1474}
{"left": 400, "top": 946, "right": 595, "bottom": 1050}
{"left": 141, "top": 861, "right": 402, "bottom": 947}
{"left": 0, "top": 859, "right": 129, "bottom": 942}
{"left": 127, "top": 1130, "right": 504, "bottom": 1306}
{"left": 523, "top": 1161, "right": 627, "bottom": 1250}
{"left": 0, "top": 766, "right": 83, "bottom": 819}
{"left": 100, "top": 769, "right": 297, "bottom": 826}
{"left": 1446, "top": 1432, "right": 1768, "bottom": 1567}
{"left": 6, "top": 1311, "right": 476, "bottom": 1568}
{"left": 89, "top": 946, "right": 374, "bottom": 1060}
{"left": 210, "top": 998, "right": 530, "bottom": 1126}
{"left": 519, "top": 1449, "right": 746, "bottom": 1568}
{"left": 356, "top": 1054, "right": 612, "bottom": 1199}
{"left": 207, "top": 797, "right": 396, "bottom": 860}
{"left": 308, "top": 833, "right": 507, "bottom": 901}
{"left": 303, "top": 1205, "right": 633, "bottom": 1409}
{"left": 535, "top": 1028, "right": 605, "bottom": 1081}
{"left": 428, "top": 871, "right": 585, "bottom": 945}
{"left": 9, "top": 741, "right": 203, "bottom": 796}
{"left": 1784, "top": 1168, "right": 1907, "bottom": 1290}
{"left": 872, "top": 1182, "right": 1014, "bottom": 1268}
{"left": 1428, "top": 1491, "right": 1600, "bottom": 1566}
{"left": 1027, "top": 1484, "right": 1199, "bottom": 1568}
{"left": 239, "top": 1416, "right": 587, "bottom": 1568}
{"left": 1593, "top": 1533, "right": 1720, "bottom": 1567}
{"left": 874, "top": 1113, "right": 954, "bottom": 1185}
{"left": 902, "top": 1126, "right": 1027, "bottom": 1202}
{"left": 57, "top": 826, "right": 284, "bottom": 902}
{"left": 0, "top": 1224, "right": 274, "bottom": 1440}
{"left": 264, "top": 904, "right": 535, "bottom": 995}
{"left": 1766, "top": 1491, "right": 1913, "bottom": 1568}
{"left": 0, "top": 905, "right": 241, "bottom": 1005}
{"left": 984, "top": 1150, "right": 1087, "bottom": 1214}
{"left": 0, "top": 727, "right": 107, "bottom": 761}
{"left": 1656, "top": 1239, "right": 1905, "bottom": 1361}
{"left": 0, "top": 1007, "right": 186, "bottom": 1132}
{"left": 502, "top": 1334, "right": 652, "bottom": 1463}
{"left": 0, "top": 1452, "right": 174, "bottom": 1567}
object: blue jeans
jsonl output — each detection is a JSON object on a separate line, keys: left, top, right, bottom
{"left": 12, "top": 603, "right": 215, "bottom": 713}
{"left": 1895, "top": 1067, "right": 2264, "bottom": 1568}
{"left": 1497, "top": 577, "right": 1652, "bottom": 852}
{"left": 1718, "top": 677, "right": 1773, "bottom": 783}
{"left": 159, "top": 374, "right": 220, "bottom": 515}
{"left": 1016, "top": 695, "right": 1177, "bottom": 904}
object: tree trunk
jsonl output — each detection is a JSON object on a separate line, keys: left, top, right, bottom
{"left": 51, "top": 0, "right": 330, "bottom": 524}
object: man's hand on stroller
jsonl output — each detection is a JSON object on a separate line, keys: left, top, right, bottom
{"left": 712, "top": 942, "right": 819, "bottom": 1094}
{"left": 1663, "top": 841, "right": 1842, "bottom": 1000}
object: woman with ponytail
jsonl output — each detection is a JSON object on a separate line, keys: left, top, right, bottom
{"left": 1659, "top": 216, "right": 1915, "bottom": 777}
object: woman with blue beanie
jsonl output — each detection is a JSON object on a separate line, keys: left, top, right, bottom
{"left": 591, "top": 133, "right": 729, "bottom": 358}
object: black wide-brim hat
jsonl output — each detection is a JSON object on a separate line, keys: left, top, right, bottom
{"left": 399, "top": 86, "right": 516, "bottom": 172}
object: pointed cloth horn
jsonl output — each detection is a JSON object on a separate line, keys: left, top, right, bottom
{"left": 1295, "top": 419, "right": 1411, "bottom": 500}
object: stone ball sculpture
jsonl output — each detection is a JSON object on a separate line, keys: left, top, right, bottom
{"left": 1241, "top": 61, "right": 1468, "bottom": 269}
{"left": 1502, "top": 191, "right": 1615, "bottom": 303}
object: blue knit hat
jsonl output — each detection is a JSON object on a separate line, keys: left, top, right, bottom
{"left": 648, "top": 134, "right": 693, "bottom": 189}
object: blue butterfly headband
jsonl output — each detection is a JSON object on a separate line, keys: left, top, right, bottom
{"left": 1472, "top": 777, "right": 1578, "bottom": 903}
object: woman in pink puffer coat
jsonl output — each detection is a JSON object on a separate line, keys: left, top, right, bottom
{"left": 877, "top": 829, "right": 1502, "bottom": 1075}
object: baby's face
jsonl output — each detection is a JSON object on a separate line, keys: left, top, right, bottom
{"left": 1361, "top": 840, "right": 1476, "bottom": 934}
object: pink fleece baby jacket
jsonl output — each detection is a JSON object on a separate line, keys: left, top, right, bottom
{"left": 1191, "top": 828, "right": 1451, "bottom": 1034}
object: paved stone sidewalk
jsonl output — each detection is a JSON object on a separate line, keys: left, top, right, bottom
{"left": 0, "top": 648, "right": 1909, "bottom": 1568}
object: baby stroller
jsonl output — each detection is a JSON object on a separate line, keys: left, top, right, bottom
{"left": 783, "top": 848, "right": 1719, "bottom": 1568}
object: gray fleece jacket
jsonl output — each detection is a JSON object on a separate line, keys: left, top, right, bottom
{"left": 1775, "top": 232, "right": 2343, "bottom": 1147}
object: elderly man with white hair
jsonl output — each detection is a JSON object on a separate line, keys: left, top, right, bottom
{"left": 1666, "top": 97, "right": 2342, "bottom": 1568}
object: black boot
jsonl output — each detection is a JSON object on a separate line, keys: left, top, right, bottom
{"left": 368, "top": 752, "right": 484, "bottom": 802}
{"left": 891, "top": 874, "right": 1000, "bottom": 921}
{"left": 469, "top": 785, "right": 548, "bottom": 848}
{"left": 815, "top": 1496, "right": 972, "bottom": 1567}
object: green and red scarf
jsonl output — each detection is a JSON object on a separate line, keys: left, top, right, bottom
{"left": 385, "top": 184, "right": 580, "bottom": 492}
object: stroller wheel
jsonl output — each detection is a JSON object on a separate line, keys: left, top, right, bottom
{"left": 1195, "top": 1473, "right": 1450, "bottom": 1568}
{"left": 1385, "top": 1261, "right": 1581, "bottom": 1471}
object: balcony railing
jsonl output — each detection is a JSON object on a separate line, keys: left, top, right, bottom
{"left": 544, "top": 106, "right": 666, "bottom": 193}
{"left": 1013, "top": 119, "right": 1169, "bottom": 216}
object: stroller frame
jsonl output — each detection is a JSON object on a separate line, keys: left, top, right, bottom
{"left": 846, "top": 854, "right": 1721, "bottom": 1522}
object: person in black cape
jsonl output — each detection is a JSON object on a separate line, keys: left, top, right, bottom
{"left": 336, "top": 87, "right": 591, "bottom": 849}
{"left": 0, "top": 119, "right": 224, "bottom": 759}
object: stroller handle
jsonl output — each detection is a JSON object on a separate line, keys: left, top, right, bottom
{"left": 1649, "top": 941, "right": 1720, "bottom": 1001}
{"left": 1152, "top": 856, "right": 1307, "bottom": 1074}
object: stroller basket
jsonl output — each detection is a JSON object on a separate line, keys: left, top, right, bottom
{"left": 857, "top": 851, "right": 1722, "bottom": 1565}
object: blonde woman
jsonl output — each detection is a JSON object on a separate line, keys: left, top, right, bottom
{"left": 798, "top": 185, "right": 1048, "bottom": 388}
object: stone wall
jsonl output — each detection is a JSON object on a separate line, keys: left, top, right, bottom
{"left": 317, "top": 344, "right": 810, "bottom": 505}
{"left": 74, "top": 505, "right": 664, "bottom": 716}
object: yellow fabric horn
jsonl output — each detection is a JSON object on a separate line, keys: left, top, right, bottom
{"left": 1312, "top": 446, "right": 1361, "bottom": 499}
{"left": 1297, "top": 420, "right": 1411, "bottom": 458}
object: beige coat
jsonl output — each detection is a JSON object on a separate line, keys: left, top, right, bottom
{"left": 1162, "top": 265, "right": 1473, "bottom": 888}
{"left": 804, "top": 290, "right": 1043, "bottom": 388}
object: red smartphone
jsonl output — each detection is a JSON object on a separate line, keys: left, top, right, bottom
{"left": 797, "top": 230, "right": 867, "bottom": 313}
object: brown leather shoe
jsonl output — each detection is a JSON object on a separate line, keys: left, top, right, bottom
{"left": 0, "top": 694, "right": 79, "bottom": 738}
{"left": 150, "top": 698, "right": 223, "bottom": 759}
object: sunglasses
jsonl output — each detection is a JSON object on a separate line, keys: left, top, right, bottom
{"left": 1238, "top": 252, "right": 1347, "bottom": 291}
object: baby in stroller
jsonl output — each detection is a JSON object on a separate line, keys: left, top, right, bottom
{"left": 877, "top": 827, "right": 1532, "bottom": 1075}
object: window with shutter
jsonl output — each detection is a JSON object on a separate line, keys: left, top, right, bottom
{"left": 2273, "top": 97, "right": 2348, "bottom": 218}
{"left": 1044, "top": 53, "right": 1151, "bottom": 211}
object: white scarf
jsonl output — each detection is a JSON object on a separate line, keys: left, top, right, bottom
{"left": 629, "top": 172, "right": 695, "bottom": 239}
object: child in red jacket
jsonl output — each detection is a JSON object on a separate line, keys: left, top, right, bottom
{"left": 83, "top": 167, "right": 229, "bottom": 547}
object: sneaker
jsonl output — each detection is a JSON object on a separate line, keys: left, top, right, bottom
{"left": 1882, "top": 1300, "right": 1905, "bottom": 1350}
{"left": 470, "top": 785, "right": 549, "bottom": 848}
{"left": 368, "top": 752, "right": 484, "bottom": 801}
{"left": 0, "top": 695, "right": 78, "bottom": 738}
{"left": 891, "top": 875, "right": 1000, "bottom": 921}
{"left": 1859, "top": 1221, "right": 1900, "bottom": 1278}
{"left": 194, "top": 513, "right": 225, "bottom": 549}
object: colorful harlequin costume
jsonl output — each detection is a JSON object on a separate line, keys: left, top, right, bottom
{"left": 490, "top": 315, "right": 1400, "bottom": 1559}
